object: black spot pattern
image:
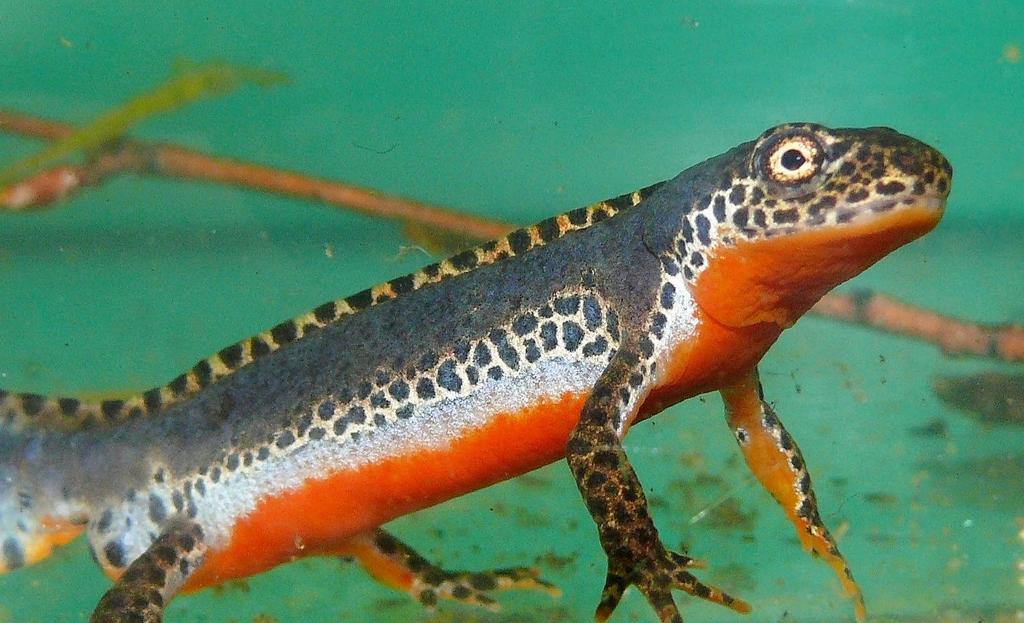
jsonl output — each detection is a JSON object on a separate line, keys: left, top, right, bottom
{"left": 58, "top": 397, "right": 80, "bottom": 416}
{"left": 20, "top": 394, "right": 43, "bottom": 417}
{"left": 583, "top": 336, "right": 609, "bottom": 357}
{"left": 507, "top": 229, "right": 532, "bottom": 255}
{"left": 540, "top": 322, "right": 558, "bottom": 351}
{"left": 313, "top": 301, "right": 337, "bottom": 323}
{"left": 2, "top": 538, "right": 24, "bottom": 570}
{"left": 694, "top": 214, "right": 711, "bottom": 245}
{"left": 554, "top": 295, "right": 580, "bottom": 316}
{"left": 582, "top": 296, "right": 602, "bottom": 329}
{"left": 449, "top": 250, "right": 478, "bottom": 271}
{"left": 192, "top": 361, "right": 213, "bottom": 387}
{"left": 101, "top": 400, "right": 124, "bottom": 419}
{"left": 473, "top": 342, "right": 492, "bottom": 367}
{"left": 493, "top": 333, "right": 520, "bottom": 370}
{"left": 168, "top": 374, "right": 189, "bottom": 396}
{"left": 271, "top": 321, "right": 297, "bottom": 345}
{"left": 416, "top": 378, "right": 436, "bottom": 400}
{"left": 437, "top": 360, "right": 462, "bottom": 392}
{"left": 562, "top": 321, "right": 584, "bottom": 351}
{"left": 512, "top": 313, "right": 538, "bottom": 337}
{"left": 388, "top": 380, "right": 410, "bottom": 401}
{"left": 148, "top": 494, "right": 167, "bottom": 523}
{"left": 104, "top": 540, "right": 126, "bottom": 568}
{"left": 143, "top": 388, "right": 162, "bottom": 412}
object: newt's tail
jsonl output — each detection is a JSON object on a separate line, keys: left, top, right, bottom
{"left": 0, "top": 393, "right": 89, "bottom": 574}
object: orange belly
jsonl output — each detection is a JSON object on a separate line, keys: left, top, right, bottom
{"left": 642, "top": 306, "right": 783, "bottom": 420}
{"left": 182, "top": 304, "right": 781, "bottom": 591}
{"left": 182, "top": 390, "right": 588, "bottom": 591}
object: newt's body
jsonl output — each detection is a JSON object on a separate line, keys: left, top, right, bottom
{"left": 0, "top": 123, "right": 951, "bottom": 622}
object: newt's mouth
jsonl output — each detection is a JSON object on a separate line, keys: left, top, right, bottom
{"left": 850, "top": 195, "right": 946, "bottom": 238}
{"left": 692, "top": 192, "right": 950, "bottom": 329}
{"left": 861, "top": 193, "right": 948, "bottom": 217}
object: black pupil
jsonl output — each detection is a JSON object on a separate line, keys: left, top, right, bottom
{"left": 780, "top": 149, "right": 806, "bottom": 170}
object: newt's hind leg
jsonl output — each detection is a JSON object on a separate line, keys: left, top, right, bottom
{"left": 721, "top": 368, "right": 866, "bottom": 621}
{"left": 338, "top": 529, "right": 558, "bottom": 611}
{"left": 91, "top": 520, "right": 206, "bottom": 623}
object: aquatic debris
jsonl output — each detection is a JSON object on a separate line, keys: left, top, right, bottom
{"left": 533, "top": 551, "right": 577, "bottom": 571}
{"left": 1001, "top": 42, "right": 1021, "bottom": 64}
{"left": 0, "top": 60, "right": 287, "bottom": 186}
{"left": 862, "top": 492, "right": 900, "bottom": 508}
{"left": 932, "top": 372, "right": 1024, "bottom": 426}
{"left": 918, "top": 454, "right": 1024, "bottom": 511}
{"left": 908, "top": 417, "right": 948, "bottom": 437}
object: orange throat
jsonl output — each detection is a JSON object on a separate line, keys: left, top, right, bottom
{"left": 692, "top": 205, "right": 941, "bottom": 329}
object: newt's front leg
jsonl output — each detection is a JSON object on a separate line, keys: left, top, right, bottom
{"left": 721, "top": 369, "right": 866, "bottom": 621}
{"left": 568, "top": 350, "right": 750, "bottom": 622}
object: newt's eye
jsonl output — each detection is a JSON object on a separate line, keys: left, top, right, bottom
{"left": 780, "top": 149, "right": 805, "bottom": 170}
{"left": 761, "top": 134, "right": 824, "bottom": 186}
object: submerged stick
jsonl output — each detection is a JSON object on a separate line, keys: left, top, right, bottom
{"left": 811, "top": 290, "right": 1024, "bottom": 362}
{"left": 0, "top": 109, "right": 512, "bottom": 242}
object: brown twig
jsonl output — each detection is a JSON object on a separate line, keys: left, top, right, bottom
{"left": 811, "top": 290, "right": 1024, "bottom": 362}
{"left": 2, "top": 108, "right": 1021, "bottom": 362}
{"left": 0, "top": 109, "right": 72, "bottom": 141}
{"left": 0, "top": 140, "right": 148, "bottom": 210}
{"left": 151, "top": 145, "right": 513, "bottom": 240}
{"left": 0, "top": 109, "right": 512, "bottom": 240}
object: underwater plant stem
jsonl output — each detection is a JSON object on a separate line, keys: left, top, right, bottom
{"left": 2, "top": 108, "right": 1020, "bottom": 362}
{"left": 152, "top": 145, "right": 514, "bottom": 241}
{"left": 811, "top": 290, "right": 1024, "bottom": 362}
{"left": 0, "top": 108, "right": 512, "bottom": 240}
{"left": 0, "top": 109, "right": 73, "bottom": 141}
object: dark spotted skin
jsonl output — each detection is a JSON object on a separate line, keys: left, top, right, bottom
{"left": 91, "top": 521, "right": 206, "bottom": 623}
{"left": 0, "top": 124, "right": 951, "bottom": 622}
{"left": 567, "top": 353, "right": 749, "bottom": 620}
{"left": 666, "top": 123, "right": 952, "bottom": 281}
{"left": 357, "top": 529, "right": 558, "bottom": 610}
{"left": 0, "top": 183, "right": 660, "bottom": 436}
{"left": 2, "top": 536, "right": 24, "bottom": 570}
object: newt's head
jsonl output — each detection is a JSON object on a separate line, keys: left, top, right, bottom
{"left": 682, "top": 122, "right": 952, "bottom": 328}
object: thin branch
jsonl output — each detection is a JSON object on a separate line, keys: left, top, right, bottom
{"left": 811, "top": 290, "right": 1024, "bottom": 362}
{"left": 0, "top": 109, "right": 513, "bottom": 241}
{"left": 0, "top": 109, "right": 73, "bottom": 140}
{"left": 152, "top": 145, "right": 513, "bottom": 240}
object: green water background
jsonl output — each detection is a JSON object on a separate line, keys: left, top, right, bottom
{"left": 1, "top": 2, "right": 1022, "bottom": 621}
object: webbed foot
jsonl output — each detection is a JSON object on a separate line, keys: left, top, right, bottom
{"left": 596, "top": 546, "right": 749, "bottom": 622}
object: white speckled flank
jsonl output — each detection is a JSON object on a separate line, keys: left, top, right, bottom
{"left": 208, "top": 356, "right": 602, "bottom": 550}
{"left": 651, "top": 274, "right": 699, "bottom": 384}
{"left": 90, "top": 286, "right": 644, "bottom": 563}
{"left": 174, "top": 275, "right": 700, "bottom": 556}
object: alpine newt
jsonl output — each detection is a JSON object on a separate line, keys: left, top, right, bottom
{"left": 0, "top": 123, "right": 952, "bottom": 622}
